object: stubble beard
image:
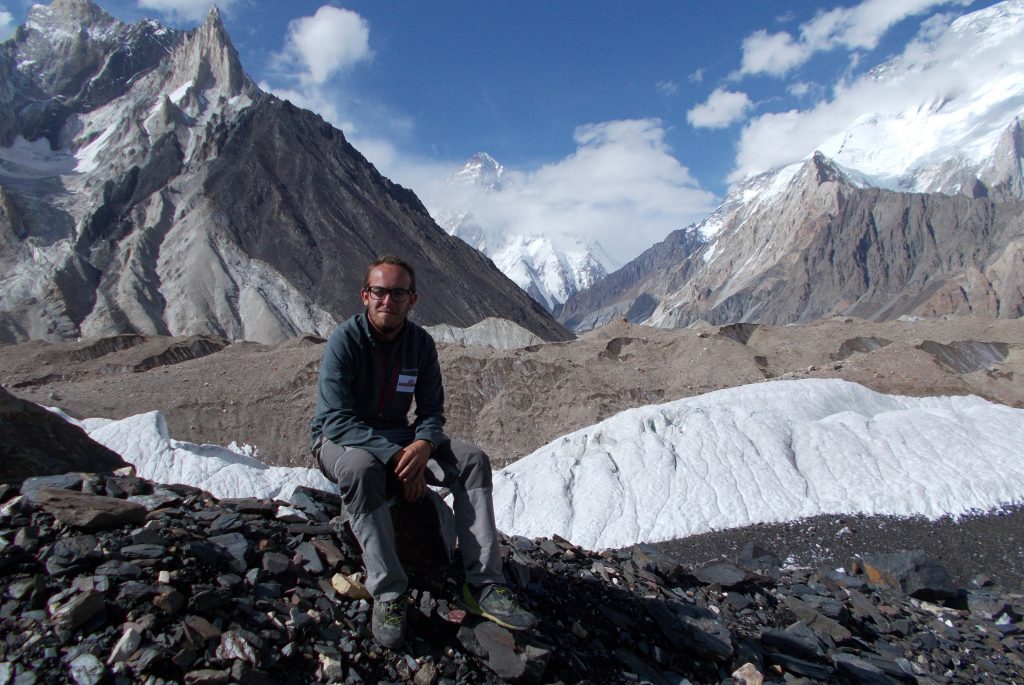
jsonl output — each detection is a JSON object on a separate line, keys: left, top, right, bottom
{"left": 369, "top": 307, "right": 405, "bottom": 337}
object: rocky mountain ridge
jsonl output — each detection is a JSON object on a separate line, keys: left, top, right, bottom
{"left": 559, "top": 0, "right": 1024, "bottom": 332}
{"left": 0, "top": 0, "right": 569, "bottom": 344}
{"left": 560, "top": 154, "right": 1024, "bottom": 331}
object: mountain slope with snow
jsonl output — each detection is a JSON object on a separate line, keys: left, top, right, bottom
{"left": 560, "top": 0, "right": 1024, "bottom": 331}
{"left": 432, "top": 153, "right": 616, "bottom": 312}
{"left": 817, "top": 0, "right": 1024, "bottom": 199}
{"left": 0, "top": 0, "right": 569, "bottom": 344}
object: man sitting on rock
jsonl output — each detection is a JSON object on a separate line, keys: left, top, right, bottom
{"left": 310, "top": 255, "right": 536, "bottom": 649}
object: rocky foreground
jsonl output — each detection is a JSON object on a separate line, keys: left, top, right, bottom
{"left": 2, "top": 472, "right": 1022, "bottom": 685}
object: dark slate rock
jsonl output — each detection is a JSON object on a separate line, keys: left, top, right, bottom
{"left": 861, "top": 550, "right": 958, "bottom": 600}
{"left": 800, "top": 593, "right": 849, "bottom": 622}
{"left": 766, "top": 651, "right": 835, "bottom": 680}
{"left": 761, "top": 625, "right": 824, "bottom": 660}
{"left": 220, "top": 498, "right": 276, "bottom": 516}
{"left": 6, "top": 465, "right": 1024, "bottom": 685}
{"left": 646, "top": 598, "right": 733, "bottom": 661}
{"left": 44, "top": 535, "right": 100, "bottom": 574}
{"left": 20, "top": 473, "right": 85, "bottom": 501}
{"left": 693, "top": 561, "right": 761, "bottom": 588}
{"left": 49, "top": 590, "right": 105, "bottom": 630}
{"left": 94, "top": 560, "right": 143, "bottom": 579}
{"left": 118, "top": 544, "right": 165, "bottom": 559}
{"left": 184, "top": 541, "right": 221, "bottom": 566}
{"left": 833, "top": 652, "right": 895, "bottom": 684}
{"left": 209, "top": 511, "right": 243, "bottom": 533}
{"left": 104, "top": 475, "right": 149, "bottom": 497}
{"left": 312, "top": 539, "right": 344, "bottom": 571}
{"left": 736, "top": 541, "right": 782, "bottom": 572}
{"left": 153, "top": 588, "right": 185, "bottom": 613}
{"left": 34, "top": 489, "right": 146, "bottom": 529}
{"left": 631, "top": 543, "right": 681, "bottom": 578}
{"left": 261, "top": 551, "right": 290, "bottom": 575}
{"left": 208, "top": 533, "right": 250, "bottom": 562}
{"left": 782, "top": 596, "right": 853, "bottom": 643}
{"left": 0, "top": 388, "right": 126, "bottom": 486}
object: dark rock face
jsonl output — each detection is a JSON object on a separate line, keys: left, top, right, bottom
{"left": 200, "top": 98, "right": 569, "bottom": 340}
{"left": 2, "top": 472, "right": 1023, "bottom": 684}
{"left": 0, "top": 387, "right": 125, "bottom": 486}
{"left": 557, "top": 226, "right": 706, "bottom": 331}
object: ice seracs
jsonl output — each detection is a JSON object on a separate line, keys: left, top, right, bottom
{"left": 491, "top": 379, "right": 1024, "bottom": 550}
{"left": 59, "top": 378, "right": 1024, "bottom": 553}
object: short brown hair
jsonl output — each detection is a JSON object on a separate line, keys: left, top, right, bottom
{"left": 364, "top": 256, "right": 416, "bottom": 292}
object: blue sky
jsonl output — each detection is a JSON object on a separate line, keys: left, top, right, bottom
{"left": 0, "top": 0, "right": 1003, "bottom": 262}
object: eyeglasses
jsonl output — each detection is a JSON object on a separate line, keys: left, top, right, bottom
{"left": 364, "top": 286, "right": 414, "bottom": 302}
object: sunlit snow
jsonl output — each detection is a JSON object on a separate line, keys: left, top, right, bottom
{"left": 63, "top": 411, "right": 335, "bottom": 502}
{"left": 494, "top": 379, "right": 1024, "bottom": 549}
{"left": 74, "top": 125, "right": 117, "bottom": 173}
{"left": 60, "top": 379, "right": 1024, "bottom": 551}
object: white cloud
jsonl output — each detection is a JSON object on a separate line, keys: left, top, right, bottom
{"left": 399, "top": 119, "right": 719, "bottom": 264}
{"left": 655, "top": 80, "right": 678, "bottom": 97}
{"left": 0, "top": 9, "right": 13, "bottom": 41}
{"left": 740, "top": 29, "right": 809, "bottom": 77}
{"left": 788, "top": 82, "right": 812, "bottom": 97}
{"left": 259, "top": 6, "right": 389, "bottom": 148}
{"left": 740, "top": 0, "right": 973, "bottom": 76}
{"left": 728, "top": 6, "right": 1024, "bottom": 182}
{"left": 136, "top": 0, "right": 236, "bottom": 23}
{"left": 687, "top": 88, "right": 753, "bottom": 129}
{"left": 273, "top": 6, "right": 372, "bottom": 86}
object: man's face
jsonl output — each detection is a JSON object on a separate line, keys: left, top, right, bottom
{"left": 362, "top": 264, "right": 417, "bottom": 338}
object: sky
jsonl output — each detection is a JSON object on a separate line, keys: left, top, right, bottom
{"left": 62, "top": 378, "right": 1024, "bottom": 550}
{"left": 0, "top": 0, "right": 1007, "bottom": 262}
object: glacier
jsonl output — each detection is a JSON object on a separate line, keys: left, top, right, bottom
{"left": 59, "top": 378, "right": 1024, "bottom": 551}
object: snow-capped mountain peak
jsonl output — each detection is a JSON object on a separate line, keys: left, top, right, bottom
{"left": 450, "top": 151, "right": 504, "bottom": 191}
{"left": 814, "top": 0, "right": 1024, "bottom": 199}
{"left": 433, "top": 152, "right": 617, "bottom": 312}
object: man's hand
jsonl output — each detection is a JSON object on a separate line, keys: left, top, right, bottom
{"left": 392, "top": 440, "right": 433, "bottom": 501}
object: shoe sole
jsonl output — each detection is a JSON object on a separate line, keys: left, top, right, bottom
{"left": 458, "top": 593, "right": 535, "bottom": 631}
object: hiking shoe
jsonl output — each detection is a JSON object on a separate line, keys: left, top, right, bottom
{"left": 371, "top": 594, "right": 407, "bottom": 649}
{"left": 461, "top": 583, "right": 537, "bottom": 631}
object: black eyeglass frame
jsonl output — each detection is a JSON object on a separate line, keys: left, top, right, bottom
{"left": 363, "top": 286, "right": 415, "bottom": 302}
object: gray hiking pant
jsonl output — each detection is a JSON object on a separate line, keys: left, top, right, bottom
{"left": 318, "top": 437, "right": 505, "bottom": 601}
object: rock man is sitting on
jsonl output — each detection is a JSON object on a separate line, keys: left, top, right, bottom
{"left": 310, "top": 255, "right": 536, "bottom": 648}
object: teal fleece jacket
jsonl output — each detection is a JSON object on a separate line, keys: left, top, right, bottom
{"left": 310, "top": 312, "right": 447, "bottom": 463}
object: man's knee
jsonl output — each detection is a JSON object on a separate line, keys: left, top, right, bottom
{"left": 451, "top": 439, "right": 492, "bottom": 490}
{"left": 321, "top": 441, "right": 389, "bottom": 514}
{"left": 332, "top": 448, "right": 380, "bottom": 483}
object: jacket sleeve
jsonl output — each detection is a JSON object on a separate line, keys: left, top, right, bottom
{"left": 316, "top": 332, "right": 401, "bottom": 464}
{"left": 412, "top": 334, "right": 447, "bottom": 446}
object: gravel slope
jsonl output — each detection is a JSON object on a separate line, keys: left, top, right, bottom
{"left": 648, "top": 505, "right": 1024, "bottom": 592}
